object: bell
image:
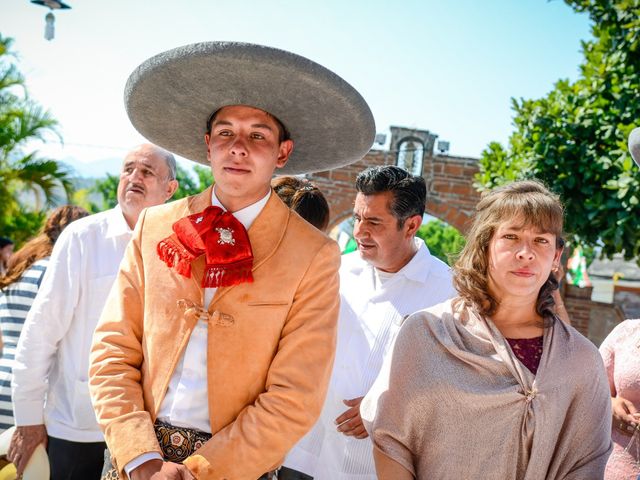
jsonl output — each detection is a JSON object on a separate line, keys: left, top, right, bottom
{"left": 44, "top": 12, "right": 55, "bottom": 41}
{"left": 30, "top": 0, "right": 71, "bottom": 41}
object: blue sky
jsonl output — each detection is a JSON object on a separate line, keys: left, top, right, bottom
{"left": 2, "top": 0, "right": 592, "bottom": 177}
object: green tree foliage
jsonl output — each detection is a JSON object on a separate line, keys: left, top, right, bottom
{"left": 0, "top": 34, "right": 74, "bottom": 243}
{"left": 92, "top": 173, "right": 119, "bottom": 209}
{"left": 174, "top": 165, "right": 213, "bottom": 200}
{"left": 192, "top": 165, "right": 214, "bottom": 191}
{"left": 416, "top": 220, "right": 466, "bottom": 266}
{"left": 71, "top": 188, "right": 101, "bottom": 214}
{"left": 1, "top": 209, "right": 46, "bottom": 247}
{"left": 476, "top": 0, "right": 640, "bottom": 260}
{"left": 92, "top": 164, "right": 214, "bottom": 209}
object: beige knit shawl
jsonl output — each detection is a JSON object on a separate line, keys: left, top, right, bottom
{"left": 361, "top": 299, "right": 612, "bottom": 480}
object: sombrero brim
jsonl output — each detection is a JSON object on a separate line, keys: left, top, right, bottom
{"left": 124, "top": 42, "right": 376, "bottom": 175}
{"left": 629, "top": 127, "right": 640, "bottom": 167}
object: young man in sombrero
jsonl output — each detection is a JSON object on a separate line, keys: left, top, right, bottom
{"left": 88, "top": 42, "right": 375, "bottom": 480}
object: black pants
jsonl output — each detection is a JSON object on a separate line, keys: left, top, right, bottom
{"left": 277, "top": 466, "right": 314, "bottom": 480}
{"left": 48, "top": 435, "right": 106, "bottom": 480}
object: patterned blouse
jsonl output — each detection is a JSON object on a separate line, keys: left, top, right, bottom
{"left": 506, "top": 336, "right": 544, "bottom": 374}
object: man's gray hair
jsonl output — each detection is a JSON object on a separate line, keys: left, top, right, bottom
{"left": 159, "top": 149, "right": 177, "bottom": 180}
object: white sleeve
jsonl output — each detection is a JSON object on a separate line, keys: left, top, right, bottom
{"left": 124, "top": 453, "right": 164, "bottom": 479}
{"left": 12, "top": 227, "right": 83, "bottom": 425}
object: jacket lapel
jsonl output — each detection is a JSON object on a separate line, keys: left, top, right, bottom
{"left": 185, "top": 186, "right": 214, "bottom": 299}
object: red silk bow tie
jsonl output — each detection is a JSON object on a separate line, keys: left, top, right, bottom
{"left": 157, "top": 206, "right": 254, "bottom": 288}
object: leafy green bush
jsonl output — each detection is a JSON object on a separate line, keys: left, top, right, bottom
{"left": 416, "top": 220, "right": 466, "bottom": 266}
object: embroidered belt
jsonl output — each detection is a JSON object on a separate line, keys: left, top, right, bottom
{"left": 154, "top": 419, "right": 212, "bottom": 463}
{"left": 101, "top": 420, "right": 277, "bottom": 479}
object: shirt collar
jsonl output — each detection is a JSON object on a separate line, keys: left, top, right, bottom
{"left": 372, "top": 238, "right": 435, "bottom": 284}
{"left": 211, "top": 186, "right": 271, "bottom": 230}
{"left": 106, "top": 204, "right": 133, "bottom": 238}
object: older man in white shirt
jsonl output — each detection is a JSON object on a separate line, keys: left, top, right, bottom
{"left": 8, "top": 144, "right": 178, "bottom": 480}
{"left": 283, "top": 165, "right": 456, "bottom": 480}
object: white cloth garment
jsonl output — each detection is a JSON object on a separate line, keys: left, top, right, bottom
{"left": 12, "top": 206, "right": 131, "bottom": 442}
{"left": 125, "top": 188, "right": 270, "bottom": 477}
{"left": 284, "top": 239, "right": 456, "bottom": 480}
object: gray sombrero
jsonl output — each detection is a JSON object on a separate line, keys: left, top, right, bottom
{"left": 629, "top": 127, "right": 640, "bottom": 167}
{"left": 124, "top": 42, "right": 375, "bottom": 175}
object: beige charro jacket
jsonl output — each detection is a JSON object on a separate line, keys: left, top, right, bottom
{"left": 89, "top": 186, "right": 341, "bottom": 479}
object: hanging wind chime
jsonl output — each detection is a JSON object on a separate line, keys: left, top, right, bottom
{"left": 30, "top": 0, "right": 71, "bottom": 41}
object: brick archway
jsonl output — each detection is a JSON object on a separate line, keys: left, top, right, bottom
{"left": 306, "top": 129, "right": 481, "bottom": 233}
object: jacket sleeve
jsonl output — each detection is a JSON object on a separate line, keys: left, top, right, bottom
{"left": 12, "top": 227, "right": 82, "bottom": 425}
{"left": 183, "top": 239, "right": 341, "bottom": 479}
{"left": 88, "top": 209, "right": 161, "bottom": 476}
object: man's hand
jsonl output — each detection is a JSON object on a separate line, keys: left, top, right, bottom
{"left": 7, "top": 424, "right": 48, "bottom": 476}
{"left": 335, "top": 396, "right": 368, "bottom": 439}
{"left": 131, "top": 459, "right": 195, "bottom": 480}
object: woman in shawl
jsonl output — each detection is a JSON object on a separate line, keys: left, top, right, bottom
{"left": 361, "top": 180, "right": 612, "bottom": 480}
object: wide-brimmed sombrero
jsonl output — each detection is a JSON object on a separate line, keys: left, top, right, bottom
{"left": 629, "top": 127, "right": 640, "bottom": 167}
{"left": 0, "top": 427, "right": 49, "bottom": 480}
{"left": 124, "top": 41, "right": 375, "bottom": 175}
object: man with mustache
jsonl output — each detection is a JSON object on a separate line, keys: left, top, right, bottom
{"left": 9, "top": 144, "right": 178, "bottom": 480}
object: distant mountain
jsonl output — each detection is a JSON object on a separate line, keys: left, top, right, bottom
{"left": 16, "top": 176, "right": 104, "bottom": 211}
{"left": 72, "top": 177, "right": 101, "bottom": 189}
{"left": 62, "top": 157, "right": 123, "bottom": 178}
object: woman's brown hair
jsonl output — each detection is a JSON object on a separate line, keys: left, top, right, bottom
{"left": 0, "top": 205, "right": 89, "bottom": 289}
{"left": 272, "top": 176, "right": 330, "bottom": 231}
{"left": 452, "top": 180, "right": 564, "bottom": 319}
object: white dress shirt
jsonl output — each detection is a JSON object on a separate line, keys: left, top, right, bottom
{"left": 126, "top": 188, "right": 270, "bottom": 476}
{"left": 284, "top": 239, "right": 456, "bottom": 480}
{"left": 12, "top": 206, "right": 132, "bottom": 442}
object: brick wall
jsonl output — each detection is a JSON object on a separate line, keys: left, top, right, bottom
{"left": 563, "top": 284, "right": 625, "bottom": 345}
{"left": 425, "top": 154, "right": 480, "bottom": 233}
{"left": 307, "top": 150, "right": 481, "bottom": 232}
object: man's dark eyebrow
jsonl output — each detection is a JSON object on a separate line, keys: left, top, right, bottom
{"left": 353, "top": 212, "right": 383, "bottom": 222}
{"left": 250, "top": 123, "right": 274, "bottom": 131}
{"left": 211, "top": 119, "right": 274, "bottom": 131}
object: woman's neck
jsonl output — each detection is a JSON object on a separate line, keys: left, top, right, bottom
{"left": 490, "top": 300, "right": 544, "bottom": 339}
